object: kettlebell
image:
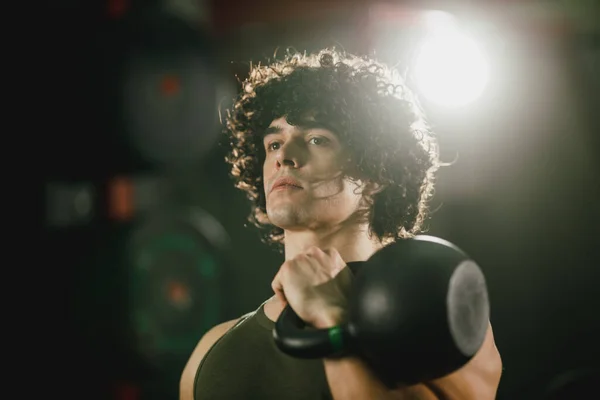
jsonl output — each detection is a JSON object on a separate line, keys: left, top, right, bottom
{"left": 273, "top": 235, "right": 490, "bottom": 386}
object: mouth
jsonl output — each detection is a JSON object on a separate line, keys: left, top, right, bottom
{"left": 271, "top": 178, "right": 303, "bottom": 193}
{"left": 272, "top": 184, "right": 303, "bottom": 191}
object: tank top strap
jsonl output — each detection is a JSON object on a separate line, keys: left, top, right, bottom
{"left": 238, "top": 298, "right": 271, "bottom": 325}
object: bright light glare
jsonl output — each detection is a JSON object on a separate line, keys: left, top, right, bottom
{"left": 415, "top": 32, "right": 489, "bottom": 107}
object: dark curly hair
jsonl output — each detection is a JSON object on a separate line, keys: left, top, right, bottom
{"left": 224, "top": 48, "right": 439, "bottom": 250}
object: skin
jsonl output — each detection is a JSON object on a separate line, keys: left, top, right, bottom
{"left": 262, "top": 117, "right": 384, "bottom": 260}
{"left": 180, "top": 117, "right": 503, "bottom": 400}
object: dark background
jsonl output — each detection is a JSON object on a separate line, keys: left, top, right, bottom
{"left": 39, "top": 0, "right": 599, "bottom": 398}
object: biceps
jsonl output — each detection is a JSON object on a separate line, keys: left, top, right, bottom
{"left": 426, "top": 323, "right": 503, "bottom": 400}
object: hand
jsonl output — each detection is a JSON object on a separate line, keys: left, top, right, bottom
{"left": 271, "top": 246, "right": 353, "bottom": 329}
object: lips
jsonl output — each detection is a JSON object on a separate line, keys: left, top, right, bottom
{"left": 271, "top": 177, "right": 303, "bottom": 192}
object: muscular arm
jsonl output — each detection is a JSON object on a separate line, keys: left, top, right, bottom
{"left": 323, "top": 323, "right": 502, "bottom": 400}
{"left": 324, "top": 357, "right": 438, "bottom": 400}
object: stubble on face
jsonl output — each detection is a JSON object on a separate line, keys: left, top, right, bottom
{"left": 266, "top": 175, "right": 365, "bottom": 232}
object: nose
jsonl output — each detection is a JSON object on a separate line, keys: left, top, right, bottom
{"left": 275, "top": 140, "right": 305, "bottom": 169}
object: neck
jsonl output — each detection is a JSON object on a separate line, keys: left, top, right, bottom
{"left": 283, "top": 223, "right": 384, "bottom": 263}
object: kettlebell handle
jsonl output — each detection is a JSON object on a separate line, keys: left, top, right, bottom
{"left": 273, "top": 305, "right": 347, "bottom": 358}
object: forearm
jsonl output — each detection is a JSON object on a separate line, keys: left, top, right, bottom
{"left": 316, "top": 309, "right": 437, "bottom": 400}
{"left": 323, "top": 322, "right": 502, "bottom": 400}
{"left": 323, "top": 357, "right": 438, "bottom": 400}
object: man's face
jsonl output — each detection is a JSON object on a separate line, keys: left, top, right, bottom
{"left": 263, "top": 117, "right": 365, "bottom": 232}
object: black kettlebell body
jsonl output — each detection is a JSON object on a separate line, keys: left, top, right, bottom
{"left": 346, "top": 236, "right": 489, "bottom": 385}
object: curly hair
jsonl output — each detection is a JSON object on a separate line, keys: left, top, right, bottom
{"left": 224, "top": 48, "right": 439, "bottom": 250}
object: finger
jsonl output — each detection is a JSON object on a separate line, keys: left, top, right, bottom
{"left": 301, "top": 251, "right": 321, "bottom": 271}
{"left": 271, "top": 263, "right": 289, "bottom": 304}
{"left": 321, "top": 248, "right": 346, "bottom": 275}
{"left": 302, "top": 250, "right": 327, "bottom": 278}
{"left": 320, "top": 247, "right": 333, "bottom": 256}
{"left": 275, "top": 290, "right": 287, "bottom": 305}
{"left": 271, "top": 274, "right": 287, "bottom": 304}
{"left": 306, "top": 246, "right": 327, "bottom": 259}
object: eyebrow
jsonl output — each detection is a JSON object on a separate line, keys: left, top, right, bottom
{"left": 263, "top": 125, "right": 282, "bottom": 136}
{"left": 263, "top": 121, "right": 336, "bottom": 137}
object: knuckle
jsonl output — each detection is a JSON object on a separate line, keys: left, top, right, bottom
{"left": 281, "top": 260, "right": 294, "bottom": 275}
{"left": 322, "top": 248, "right": 334, "bottom": 256}
{"left": 307, "top": 246, "right": 321, "bottom": 255}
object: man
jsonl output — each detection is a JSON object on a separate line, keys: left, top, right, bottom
{"left": 180, "top": 49, "right": 502, "bottom": 399}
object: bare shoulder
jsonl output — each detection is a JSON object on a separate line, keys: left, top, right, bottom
{"left": 179, "top": 318, "right": 240, "bottom": 400}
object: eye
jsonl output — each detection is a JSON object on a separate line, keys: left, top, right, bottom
{"left": 308, "top": 137, "right": 329, "bottom": 146}
{"left": 267, "top": 141, "right": 281, "bottom": 151}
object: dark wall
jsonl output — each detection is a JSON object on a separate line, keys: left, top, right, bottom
{"left": 40, "top": 1, "right": 599, "bottom": 398}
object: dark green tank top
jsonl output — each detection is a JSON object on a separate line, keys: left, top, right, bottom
{"left": 193, "top": 302, "right": 334, "bottom": 400}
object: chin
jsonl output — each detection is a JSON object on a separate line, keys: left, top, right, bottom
{"left": 266, "top": 205, "right": 308, "bottom": 228}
